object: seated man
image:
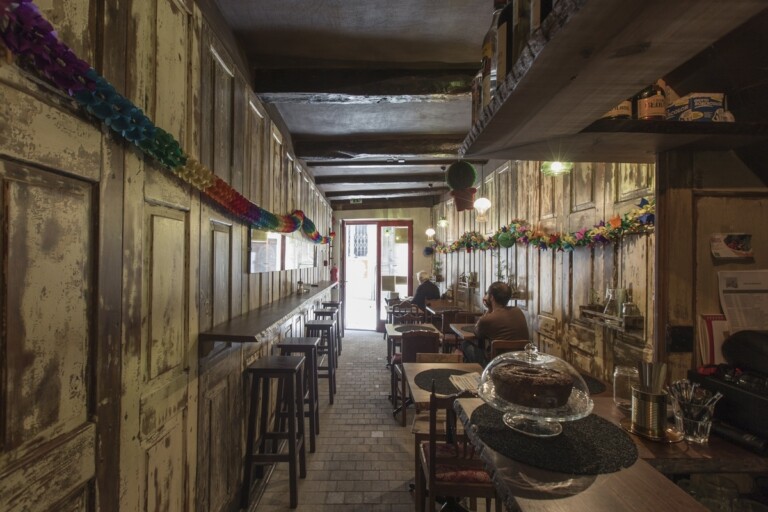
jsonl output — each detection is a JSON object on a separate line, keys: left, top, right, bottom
{"left": 411, "top": 271, "right": 441, "bottom": 310}
{"left": 462, "top": 281, "right": 529, "bottom": 365}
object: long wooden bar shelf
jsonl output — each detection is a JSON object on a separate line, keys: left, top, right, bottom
{"left": 460, "top": 0, "right": 768, "bottom": 162}
{"left": 199, "top": 281, "right": 337, "bottom": 344}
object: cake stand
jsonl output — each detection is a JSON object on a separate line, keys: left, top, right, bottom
{"left": 478, "top": 345, "right": 594, "bottom": 437}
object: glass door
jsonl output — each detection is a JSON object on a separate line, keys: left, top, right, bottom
{"left": 344, "top": 222, "right": 378, "bottom": 330}
{"left": 377, "top": 222, "right": 413, "bottom": 331}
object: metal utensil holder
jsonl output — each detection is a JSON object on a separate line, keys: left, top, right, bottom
{"left": 631, "top": 387, "right": 667, "bottom": 438}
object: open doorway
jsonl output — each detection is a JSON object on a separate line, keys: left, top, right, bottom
{"left": 342, "top": 220, "right": 413, "bottom": 331}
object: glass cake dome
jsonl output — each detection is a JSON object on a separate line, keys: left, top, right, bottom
{"left": 478, "top": 344, "right": 594, "bottom": 437}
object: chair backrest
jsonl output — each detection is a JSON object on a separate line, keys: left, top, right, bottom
{"left": 415, "top": 352, "right": 464, "bottom": 363}
{"left": 392, "top": 300, "right": 424, "bottom": 324}
{"left": 490, "top": 339, "right": 529, "bottom": 358}
{"left": 439, "top": 309, "right": 461, "bottom": 334}
{"left": 428, "top": 384, "right": 473, "bottom": 461}
{"left": 455, "top": 311, "right": 482, "bottom": 323}
{"left": 400, "top": 331, "right": 441, "bottom": 363}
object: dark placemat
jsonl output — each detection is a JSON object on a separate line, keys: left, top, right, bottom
{"left": 395, "top": 325, "right": 432, "bottom": 333}
{"left": 414, "top": 369, "right": 469, "bottom": 395}
{"left": 580, "top": 373, "right": 607, "bottom": 395}
{"left": 470, "top": 404, "right": 637, "bottom": 475}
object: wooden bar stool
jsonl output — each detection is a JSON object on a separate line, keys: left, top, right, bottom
{"left": 322, "top": 300, "right": 344, "bottom": 340}
{"left": 313, "top": 308, "right": 341, "bottom": 357}
{"left": 242, "top": 355, "right": 307, "bottom": 509}
{"left": 305, "top": 319, "right": 337, "bottom": 403}
{"left": 276, "top": 337, "right": 321, "bottom": 453}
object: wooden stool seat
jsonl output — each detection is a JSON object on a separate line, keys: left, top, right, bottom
{"left": 242, "top": 355, "right": 307, "bottom": 509}
{"left": 277, "top": 337, "right": 321, "bottom": 453}
{"left": 305, "top": 320, "right": 337, "bottom": 403}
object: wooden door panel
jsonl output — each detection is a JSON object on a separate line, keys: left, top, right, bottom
{"left": 212, "top": 221, "right": 233, "bottom": 326}
{"left": 0, "top": 424, "right": 95, "bottom": 512}
{"left": 0, "top": 86, "right": 101, "bottom": 181}
{"left": 0, "top": 161, "right": 95, "bottom": 510}
{"left": 144, "top": 413, "right": 186, "bottom": 512}
{"left": 147, "top": 213, "right": 188, "bottom": 379}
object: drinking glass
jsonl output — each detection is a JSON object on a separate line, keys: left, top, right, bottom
{"left": 613, "top": 366, "right": 639, "bottom": 411}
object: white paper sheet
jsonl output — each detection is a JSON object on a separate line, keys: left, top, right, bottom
{"left": 718, "top": 270, "right": 768, "bottom": 332}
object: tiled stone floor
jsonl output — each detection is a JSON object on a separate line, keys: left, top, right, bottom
{"left": 254, "top": 329, "right": 418, "bottom": 512}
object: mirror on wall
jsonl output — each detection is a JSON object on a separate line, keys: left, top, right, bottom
{"left": 249, "top": 229, "right": 318, "bottom": 273}
{"left": 284, "top": 232, "right": 317, "bottom": 270}
{"left": 249, "top": 229, "right": 282, "bottom": 273}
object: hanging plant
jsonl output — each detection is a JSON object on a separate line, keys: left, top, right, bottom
{"left": 445, "top": 161, "right": 477, "bottom": 190}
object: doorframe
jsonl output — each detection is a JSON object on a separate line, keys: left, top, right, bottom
{"left": 341, "top": 219, "right": 413, "bottom": 332}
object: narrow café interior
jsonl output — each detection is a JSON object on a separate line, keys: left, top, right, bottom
{"left": 3, "top": 1, "right": 768, "bottom": 511}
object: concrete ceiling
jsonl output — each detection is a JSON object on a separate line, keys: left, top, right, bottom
{"left": 213, "top": 0, "right": 492, "bottom": 210}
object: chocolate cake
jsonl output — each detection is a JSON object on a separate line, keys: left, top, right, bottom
{"left": 491, "top": 364, "right": 573, "bottom": 408}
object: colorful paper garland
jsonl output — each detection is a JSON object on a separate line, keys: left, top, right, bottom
{"left": 0, "top": 0, "right": 331, "bottom": 244}
{"left": 431, "top": 198, "right": 655, "bottom": 254}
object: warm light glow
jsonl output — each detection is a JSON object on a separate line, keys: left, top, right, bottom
{"left": 437, "top": 216, "right": 449, "bottom": 228}
{"left": 473, "top": 197, "right": 491, "bottom": 222}
{"left": 541, "top": 161, "right": 574, "bottom": 177}
{"left": 425, "top": 227, "right": 436, "bottom": 238}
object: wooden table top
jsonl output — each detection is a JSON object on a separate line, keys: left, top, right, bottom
{"left": 199, "top": 281, "right": 337, "bottom": 343}
{"left": 425, "top": 304, "right": 461, "bottom": 316}
{"left": 450, "top": 323, "right": 477, "bottom": 341}
{"left": 592, "top": 396, "right": 768, "bottom": 475}
{"left": 384, "top": 323, "right": 440, "bottom": 339}
{"left": 455, "top": 398, "right": 707, "bottom": 512}
{"left": 403, "top": 362, "right": 483, "bottom": 409}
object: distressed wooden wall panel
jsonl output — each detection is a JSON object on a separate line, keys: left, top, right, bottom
{"left": 212, "top": 46, "right": 235, "bottom": 185}
{"left": 539, "top": 251, "right": 555, "bottom": 315}
{"left": 212, "top": 221, "right": 233, "bottom": 326}
{"left": 147, "top": 211, "right": 188, "bottom": 379}
{"left": 140, "top": 373, "right": 189, "bottom": 440}
{"left": 199, "top": 360, "right": 236, "bottom": 512}
{"left": 0, "top": 87, "right": 101, "bottom": 180}
{"left": 570, "top": 163, "right": 597, "bottom": 213}
{"left": 621, "top": 234, "right": 653, "bottom": 339}
{"left": 142, "top": 0, "right": 194, "bottom": 207}
{"left": 615, "top": 163, "right": 654, "bottom": 204}
{"left": 571, "top": 247, "right": 593, "bottom": 316}
{"left": 1, "top": 162, "right": 92, "bottom": 451}
{"left": 0, "top": 423, "right": 95, "bottom": 512}
{"left": 144, "top": 413, "right": 185, "bottom": 512}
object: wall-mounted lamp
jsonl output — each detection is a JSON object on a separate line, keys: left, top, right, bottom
{"left": 541, "top": 161, "right": 574, "bottom": 177}
{"left": 425, "top": 227, "right": 436, "bottom": 241}
{"left": 437, "top": 216, "right": 449, "bottom": 228}
{"left": 473, "top": 197, "right": 492, "bottom": 223}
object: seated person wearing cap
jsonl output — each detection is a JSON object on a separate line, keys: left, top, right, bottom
{"left": 411, "top": 271, "right": 441, "bottom": 310}
{"left": 462, "top": 281, "right": 529, "bottom": 365}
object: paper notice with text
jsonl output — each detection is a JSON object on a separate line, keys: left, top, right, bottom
{"left": 718, "top": 270, "right": 768, "bottom": 332}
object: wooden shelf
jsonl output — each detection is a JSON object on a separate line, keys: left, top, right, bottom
{"left": 460, "top": 0, "right": 768, "bottom": 162}
{"left": 580, "top": 307, "right": 644, "bottom": 340}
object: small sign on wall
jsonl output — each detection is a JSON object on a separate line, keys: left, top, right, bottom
{"left": 710, "top": 233, "right": 753, "bottom": 260}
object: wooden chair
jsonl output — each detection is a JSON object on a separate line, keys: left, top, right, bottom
{"left": 490, "top": 339, "right": 529, "bottom": 359}
{"left": 438, "top": 309, "right": 462, "bottom": 353}
{"left": 391, "top": 330, "right": 441, "bottom": 426}
{"left": 416, "top": 383, "right": 502, "bottom": 512}
{"left": 392, "top": 300, "right": 424, "bottom": 324}
{"left": 415, "top": 352, "right": 464, "bottom": 363}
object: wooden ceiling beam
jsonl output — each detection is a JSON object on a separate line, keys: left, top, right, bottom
{"left": 253, "top": 68, "right": 475, "bottom": 96}
{"left": 325, "top": 188, "right": 447, "bottom": 199}
{"left": 294, "top": 137, "right": 464, "bottom": 160}
{"left": 316, "top": 173, "right": 445, "bottom": 185}
{"left": 306, "top": 158, "right": 486, "bottom": 168}
{"left": 331, "top": 195, "right": 438, "bottom": 211}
